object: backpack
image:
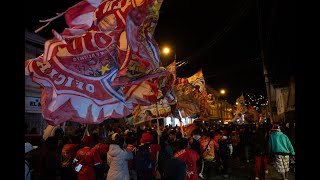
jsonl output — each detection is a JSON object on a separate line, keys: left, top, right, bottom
{"left": 135, "top": 143, "right": 153, "bottom": 173}
{"left": 218, "top": 139, "right": 231, "bottom": 158}
{"left": 190, "top": 138, "right": 201, "bottom": 156}
{"left": 158, "top": 142, "right": 173, "bottom": 169}
{"left": 25, "top": 160, "right": 33, "bottom": 178}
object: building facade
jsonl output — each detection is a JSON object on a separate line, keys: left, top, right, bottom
{"left": 25, "top": 30, "right": 48, "bottom": 134}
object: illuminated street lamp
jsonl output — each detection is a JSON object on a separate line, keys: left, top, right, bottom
{"left": 220, "top": 89, "right": 226, "bottom": 95}
{"left": 162, "top": 47, "right": 170, "bottom": 55}
{"left": 161, "top": 46, "right": 176, "bottom": 66}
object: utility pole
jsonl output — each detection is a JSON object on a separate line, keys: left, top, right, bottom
{"left": 262, "top": 55, "right": 273, "bottom": 124}
{"left": 257, "top": 0, "right": 273, "bottom": 124}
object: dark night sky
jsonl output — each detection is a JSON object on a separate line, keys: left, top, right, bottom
{"left": 25, "top": 0, "right": 295, "bottom": 103}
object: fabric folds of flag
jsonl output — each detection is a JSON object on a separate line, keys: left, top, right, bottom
{"left": 186, "top": 69, "right": 207, "bottom": 97}
{"left": 25, "top": 54, "right": 159, "bottom": 125}
{"left": 174, "top": 70, "right": 210, "bottom": 118}
{"left": 178, "top": 123, "right": 197, "bottom": 138}
{"left": 111, "top": 0, "right": 167, "bottom": 87}
{"left": 158, "top": 60, "right": 177, "bottom": 104}
{"left": 62, "top": 0, "right": 102, "bottom": 36}
{"left": 233, "top": 94, "right": 246, "bottom": 120}
{"left": 25, "top": 0, "right": 167, "bottom": 125}
{"left": 132, "top": 95, "right": 172, "bottom": 125}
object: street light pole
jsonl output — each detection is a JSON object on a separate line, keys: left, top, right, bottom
{"left": 218, "top": 89, "right": 226, "bottom": 124}
{"left": 220, "top": 100, "right": 223, "bottom": 123}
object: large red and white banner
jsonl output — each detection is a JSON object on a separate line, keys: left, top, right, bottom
{"left": 25, "top": 0, "right": 170, "bottom": 125}
{"left": 174, "top": 70, "right": 210, "bottom": 118}
{"left": 132, "top": 60, "right": 176, "bottom": 125}
{"left": 187, "top": 69, "right": 207, "bottom": 97}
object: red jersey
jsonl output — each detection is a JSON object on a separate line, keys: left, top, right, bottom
{"left": 199, "top": 137, "right": 219, "bottom": 160}
{"left": 174, "top": 148, "right": 200, "bottom": 180}
{"left": 149, "top": 144, "right": 161, "bottom": 161}
{"left": 75, "top": 147, "right": 102, "bottom": 180}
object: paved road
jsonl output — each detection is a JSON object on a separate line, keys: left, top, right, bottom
{"left": 198, "top": 158, "right": 295, "bottom": 180}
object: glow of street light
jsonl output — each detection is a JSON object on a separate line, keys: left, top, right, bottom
{"left": 162, "top": 47, "right": 170, "bottom": 55}
{"left": 220, "top": 89, "right": 226, "bottom": 95}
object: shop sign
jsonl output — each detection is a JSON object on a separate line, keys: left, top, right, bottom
{"left": 25, "top": 96, "right": 41, "bottom": 113}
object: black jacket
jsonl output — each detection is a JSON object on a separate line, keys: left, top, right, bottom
{"left": 253, "top": 130, "right": 269, "bottom": 156}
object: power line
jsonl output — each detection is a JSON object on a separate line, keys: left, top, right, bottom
{"left": 178, "top": 0, "right": 250, "bottom": 63}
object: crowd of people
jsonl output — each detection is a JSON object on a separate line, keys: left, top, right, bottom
{"left": 25, "top": 121, "right": 295, "bottom": 180}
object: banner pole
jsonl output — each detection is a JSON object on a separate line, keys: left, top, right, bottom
{"left": 177, "top": 109, "right": 184, "bottom": 137}
{"left": 82, "top": 124, "right": 89, "bottom": 139}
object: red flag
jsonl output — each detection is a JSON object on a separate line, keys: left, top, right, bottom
{"left": 25, "top": 54, "right": 159, "bottom": 125}
{"left": 183, "top": 123, "right": 197, "bottom": 138}
{"left": 25, "top": 0, "right": 165, "bottom": 125}
{"left": 111, "top": 0, "right": 166, "bottom": 87}
{"left": 62, "top": 0, "right": 102, "bottom": 36}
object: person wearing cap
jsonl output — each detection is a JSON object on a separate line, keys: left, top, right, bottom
{"left": 269, "top": 124, "right": 295, "bottom": 180}
{"left": 136, "top": 131, "right": 161, "bottom": 180}
{"left": 74, "top": 135, "right": 102, "bottom": 180}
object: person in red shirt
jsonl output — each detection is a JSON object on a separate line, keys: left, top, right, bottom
{"left": 174, "top": 138, "right": 200, "bottom": 180}
{"left": 74, "top": 136, "right": 102, "bottom": 180}
{"left": 60, "top": 135, "right": 79, "bottom": 180}
{"left": 199, "top": 131, "right": 219, "bottom": 179}
{"left": 92, "top": 133, "right": 109, "bottom": 180}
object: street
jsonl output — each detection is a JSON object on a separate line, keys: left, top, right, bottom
{"left": 199, "top": 158, "right": 295, "bottom": 180}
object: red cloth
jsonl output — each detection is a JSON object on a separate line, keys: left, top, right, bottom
{"left": 149, "top": 144, "right": 161, "bottom": 161}
{"left": 140, "top": 132, "right": 154, "bottom": 144}
{"left": 75, "top": 147, "right": 102, "bottom": 180}
{"left": 255, "top": 155, "right": 268, "bottom": 177}
{"left": 174, "top": 148, "right": 200, "bottom": 180}
{"left": 92, "top": 143, "right": 109, "bottom": 162}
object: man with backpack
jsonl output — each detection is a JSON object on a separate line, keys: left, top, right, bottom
{"left": 188, "top": 129, "right": 202, "bottom": 178}
{"left": 135, "top": 132, "right": 161, "bottom": 180}
{"left": 199, "top": 130, "right": 219, "bottom": 179}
